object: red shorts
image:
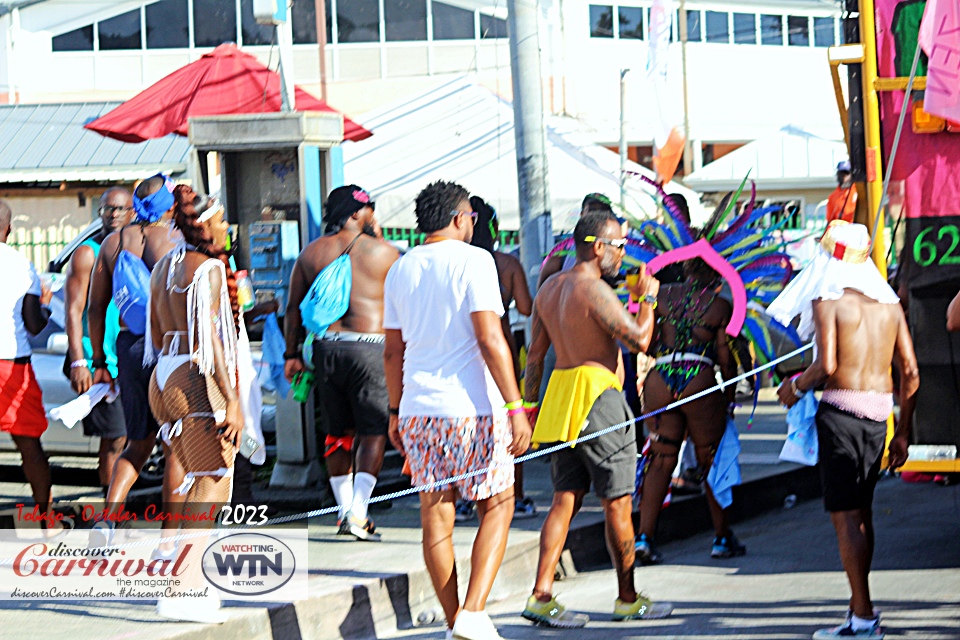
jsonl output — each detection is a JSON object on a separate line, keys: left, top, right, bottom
{"left": 0, "top": 360, "right": 47, "bottom": 438}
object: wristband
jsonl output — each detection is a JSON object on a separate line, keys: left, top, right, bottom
{"left": 504, "top": 399, "right": 523, "bottom": 411}
{"left": 522, "top": 401, "right": 539, "bottom": 409}
{"left": 91, "top": 358, "right": 108, "bottom": 370}
{"left": 388, "top": 407, "right": 400, "bottom": 416}
{"left": 507, "top": 407, "right": 525, "bottom": 417}
{"left": 283, "top": 351, "right": 302, "bottom": 361}
{"left": 70, "top": 359, "right": 89, "bottom": 369}
{"left": 790, "top": 378, "right": 803, "bottom": 398}
{"left": 641, "top": 294, "right": 658, "bottom": 309}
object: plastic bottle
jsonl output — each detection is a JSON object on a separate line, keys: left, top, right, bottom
{"left": 292, "top": 370, "right": 315, "bottom": 403}
{"left": 235, "top": 270, "right": 255, "bottom": 312}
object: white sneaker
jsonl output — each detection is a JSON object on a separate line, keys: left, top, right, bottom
{"left": 445, "top": 629, "right": 454, "bottom": 640}
{"left": 452, "top": 609, "right": 502, "bottom": 640}
{"left": 156, "top": 593, "right": 229, "bottom": 624}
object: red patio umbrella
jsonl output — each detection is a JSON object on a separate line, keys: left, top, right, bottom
{"left": 85, "top": 43, "right": 371, "bottom": 143}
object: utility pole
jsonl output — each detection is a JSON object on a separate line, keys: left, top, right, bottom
{"left": 619, "top": 69, "right": 629, "bottom": 211}
{"left": 679, "top": 0, "right": 693, "bottom": 176}
{"left": 316, "top": 0, "right": 329, "bottom": 103}
{"left": 508, "top": 0, "right": 552, "bottom": 299}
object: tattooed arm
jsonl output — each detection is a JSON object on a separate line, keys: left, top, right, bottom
{"left": 524, "top": 301, "right": 552, "bottom": 405}
{"left": 587, "top": 279, "right": 658, "bottom": 354}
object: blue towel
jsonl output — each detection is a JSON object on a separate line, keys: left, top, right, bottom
{"left": 262, "top": 313, "right": 291, "bottom": 399}
{"left": 707, "top": 417, "right": 742, "bottom": 510}
{"left": 779, "top": 392, "right": 819, "bottom": 466}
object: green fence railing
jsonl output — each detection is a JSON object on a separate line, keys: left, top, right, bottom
{"left": 383, "top": 228, "right": 519, "bottom": 248}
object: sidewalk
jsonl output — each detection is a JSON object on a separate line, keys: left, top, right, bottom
{"left": 0, "top": 396, "right": 810, "bottom": 640}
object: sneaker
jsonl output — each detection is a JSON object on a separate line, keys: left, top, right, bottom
{"left": 521, "top": 594, "right": 589, "bottom": 628}
{"left": 612, "top": 595, "right": 674, "bottom": 621}
{"left": 635, "top": 534, "right": 663, "bottom": 565}
{"left": 514, "top": 497, "right": 537, "bottom": 520}
{"left": 452, "top": 609, "right": 502, "bottom": 640}
{"left": 445, "top": 630, "right": 453, "bottom": 640}
{"left": 455, "top": 499, "right": 475, "bottom": 523}
{"left": 813, "top": 617, "right": 884, "bottom": 638}
{"left": 711, "top": 531, "right": 747, "bottom": 558}
{"left": 344, "top": 512, "right": 381, "bottom": 542}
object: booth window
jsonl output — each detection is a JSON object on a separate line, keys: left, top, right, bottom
{"left": 433, "top": 2, "right": 475, "bottom": 40}
{"left": 292, "top": 0, "right": 333, "bottom": 44}
{"left": 589, "top": 5, "right": 614, "bottom": 38}
{"left": 813, "top": 17, "right": 835, "bottom": 47}
{"left": 788, "top": 16, "right": 809, "bottom": 46}
{"left": 53, "top": 25, "right": 94, "bottom": 51}
{"left": 686, "top": 10, "right": 701, "bottom": 42}
{"left": 98, "top": 9, "right": 142, "bottom": 50}
{"left": 385, "top": 0, "right": 427, "bottom": 41}
{"left": 733, "top": 13, "right": 755, "bottom": 44}
{"left": 338, "top": 0, "right": 380, "bottom": 43}
{"left": 146, "top": 0, "right": 189, "bottom": 49}
{"left": 194, "top": 0, "right": 238, "bottom": 47}
{"left": 619, "top": 7, "right": 644, "bottom": 40}
{"left": 760, "top": 14, "right": 782, "bottom": 45}
{"left": 480, "top": 13, "right": 508, "bottom": 39}
{"left": 241, "top": 0, "right": 275, "bottom": 45}
{"left": 705, "top": 11, "right": 728, "bottom": 43}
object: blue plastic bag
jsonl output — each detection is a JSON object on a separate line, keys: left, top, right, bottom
{"left": 262, "top": 313, "right": 291, "bottom": 399}
{"left": 707, "top": 418, "right": 742, "bottom": 510}
{"left": 780, "top": 392, "right": 819, "bottom": 466}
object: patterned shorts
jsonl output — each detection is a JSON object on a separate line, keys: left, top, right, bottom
{"left": 399, "top": 415, "right": 514, "bottom": 502}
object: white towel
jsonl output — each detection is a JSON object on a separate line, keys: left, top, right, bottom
{"left": 48, "top": 383, "right": 119, "bottom": 429}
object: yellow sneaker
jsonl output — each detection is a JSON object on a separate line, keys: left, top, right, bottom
{"left": 612, "top": 595, "right": 673, "bottom": 621}
{"left": 521, "top": 594, "right": 589, "bottom": 628}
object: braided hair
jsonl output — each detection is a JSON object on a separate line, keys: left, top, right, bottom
{"left": 172, "top": 185, "right": 240, "bottom": 333}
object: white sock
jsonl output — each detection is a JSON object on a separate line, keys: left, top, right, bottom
{"left": 329, "top": 475, "right": 354, "bottom": 520}
{"left": 351, "top": 472, "right": 377, "bottom": 521}
{"left": 851, "top": 613, "right": 878, "bottom": 631}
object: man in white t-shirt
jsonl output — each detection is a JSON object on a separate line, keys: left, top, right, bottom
{"left": 383, "top": 181, "right": 532, "bottom": 640}
{"left": 0, "top": 200, "right": 56, "bottom": 531}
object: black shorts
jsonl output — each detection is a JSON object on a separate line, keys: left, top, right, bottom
{"left": 81, "top": 397, "right": 127, "bottom": 439}
{"left": 116, "top": 331, "right": 159, "bottom": 442}
{"left": 313, "top": 338, "right": 389, "bottom": 440}
{"left": 816, "top": 401, "right": 886, "bottom": 512}
{"left": 550, "top": 389, "right": 637, "bottom": 500}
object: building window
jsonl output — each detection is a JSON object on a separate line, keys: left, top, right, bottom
{"left": 590, "top": 5, "right": 614, "bottom": 38}
{"left": 241, "top": 0, "right": 275, "bottom": 45}
{"left": 146, "top": 0, "right": 189, "bottom": 49}
{"left": 732, "top": 13, "right": 755, "bottom": 44}
{"left": 619, "top": 7, "right": 644, "bottom": 40}
{"left": 813, "top": 17, "right": 834, "bottom": 47}
{"left": 292, "top": 0, "right": 326, "bottom": 44}
{"left": 385, "top": 0, "right": 426, "bottom": 42}
{"left": 193, "top": 0, "right": 238, "bottom": 47}
{"left": 338, "top": 0, "right": 380, "bottom": 43}
{"left": 480, "top": 13, "right": 508, "bottom": 39}
{"left": 705, "top": 11, "right": 728, "bottom": 43}
{"left": 98, "top": 9, "right": 142, "bottom": 50}
{"left": 788, "top": 16, "right": 809, "bottom": 46}
{"left": 52, "top": 25, "right": 94, "bottom": 51}
{"left": 686, "top": 10, "right": 701, "bottom": 42}
{"left": 433, "top": 2, "right": 475, "bottom": 40}
{"left": 760, "top": 14, "right": 782, "bottom": 45}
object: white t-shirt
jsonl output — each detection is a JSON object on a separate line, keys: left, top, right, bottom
{"left": 0, "top": 243, "right": 42, "bottom": 359}
{"left": 383, "top": 240, "right": 506, "bottom": 418}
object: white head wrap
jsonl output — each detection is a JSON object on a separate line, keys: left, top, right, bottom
{"left": 766, "top": 221, "right": 899, "bottom": 340}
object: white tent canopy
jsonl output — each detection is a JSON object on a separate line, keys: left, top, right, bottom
{"left": 343, "top": 78, "right": 703, "bottom": 232}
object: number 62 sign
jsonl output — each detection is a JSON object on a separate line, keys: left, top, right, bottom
{"left": 906, "top": 217, "right": 960, "bottom": 287}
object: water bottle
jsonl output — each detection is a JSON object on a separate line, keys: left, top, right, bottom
{"left": 291, "top": 370, "right": 315, "bottom": 403}
{"left": 235, "top": 270, "right": 255, "bottom": 312}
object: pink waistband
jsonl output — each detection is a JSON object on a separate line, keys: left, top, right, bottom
{"left": 821, "top": 389, "right": 893, "bottom": 422}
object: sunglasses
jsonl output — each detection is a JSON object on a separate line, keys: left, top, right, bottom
{"left": 583, "top": 235, "right": 627, "bottom": 249}
{"left": 450, "top": 210, "right": 478, "bottom": 222}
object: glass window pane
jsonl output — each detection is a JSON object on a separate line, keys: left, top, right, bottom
{"left": 98, "top": 9, "right": 142, "bottom": 50}
{"left": 53, "top": 25, "right": 94, "bottom": 51}
{"left": 433, "top": 2, "right": 475, "bottom": 40}
{"left": 193, "top": 0, "right": 237, "bottom": 47}
{"left": 619, "top": 7, "right": 643, "bottom": 40}
{"left": 241, "top": 0, "right": 274, "bottom": 45}
{"left": 813, "top": 17, "right": 834, "bottom": 47}
{"left": 705, "top": 11, "right": 728, "bottom": 43}
{"left": 788, "top": 16, "right": 809, "bottom": 46}
{"left": 385, "top": 0, "right": 426, "bottom": 41}
{"left": 686, "top": 10, "right": 701, "bottom": 42}
{"left": 293, "top": 0, "right": 316, "bottom": 44}
{"left": 733, "top": 13, "right": 755, "bottom": 44}
{"left": 760, "top": 14, "right": 782, "bottom": 45}
{"left": 338, "top": 0, "right": 379, "bottom": 43}
{"left": 589, "top": 5, "right": 614, "bottom": 38}
{"left": 146, "top": 0, "right": 189, "bottom": 49}
{"left": 480, "top": 14, "right": 507, "bottom": 39}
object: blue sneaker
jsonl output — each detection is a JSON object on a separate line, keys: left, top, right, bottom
{"left": 711, "top": 531, "right": 746, "bottom": 558}
{"left": 634, "top": 534, "right": 663, "bottom": 565}
{"left": 813, "top": 616, "right": 884, "bottom": 638}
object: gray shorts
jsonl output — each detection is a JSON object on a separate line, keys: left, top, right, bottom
{"left": 550, "top": 389, "right": 637, "bottom": 499}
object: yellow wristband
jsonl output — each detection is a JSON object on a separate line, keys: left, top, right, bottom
{"left": 504, "top": 399, "right": 523, "bottom": 411}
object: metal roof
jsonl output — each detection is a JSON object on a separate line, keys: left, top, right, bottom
{"left": 0, "top": 1, "right": 43, "bottom": 17}
{"left": 0, "top": 102, "right": 190, "bottom": 184}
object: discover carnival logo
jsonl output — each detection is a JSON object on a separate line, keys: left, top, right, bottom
{"left": 202, "top": 533, "right": 296, "bottom": 597}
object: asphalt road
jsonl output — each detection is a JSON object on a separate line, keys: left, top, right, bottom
{"left": 384, "top": 476, "right": 960, "bottom": 640}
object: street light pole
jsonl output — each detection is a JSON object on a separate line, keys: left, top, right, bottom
{"left": 620, "top": 68, "right": 629, "bottom": 211}
{"left": 679, "top": 0, "right": 693, "bottom": 176}
{"left": 316, "top": 0, "right": 329, "bottom": 103}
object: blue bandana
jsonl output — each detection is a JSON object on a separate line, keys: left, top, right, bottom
{"left": 133, "top": 174, "right": 175, "bottom": 223}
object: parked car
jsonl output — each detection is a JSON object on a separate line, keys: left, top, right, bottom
{"left": 0, "top": 222, "right": 277, "bottom": 484}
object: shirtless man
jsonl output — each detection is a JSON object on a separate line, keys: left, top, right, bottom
{"left": 89, "top": 174, "right": 185, "bottom": 546}
{"left": 284, "top": 185, "right": 399, "bottom": 541}
{"left": 64, "top": 188, "right": 133, "bottom": 495}
{"left": 520, "top": 210, "right": 672, "bottom": 627}
{"left": 770, "top": 221, "right": 918, "bottom": 640}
